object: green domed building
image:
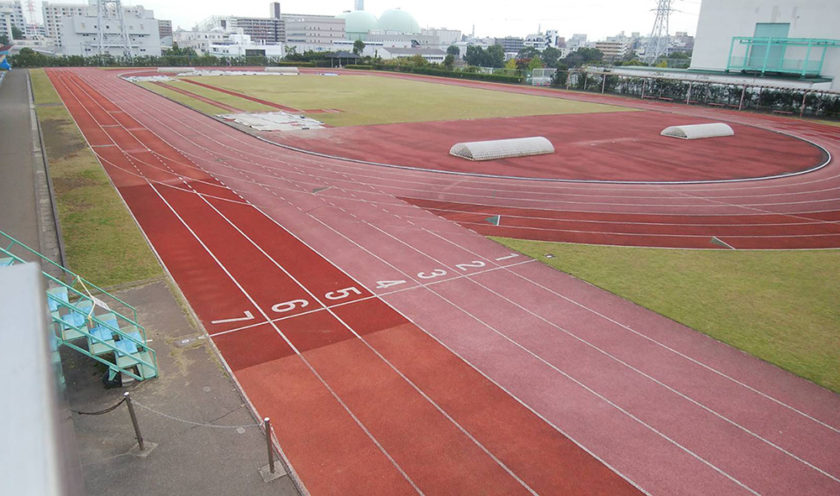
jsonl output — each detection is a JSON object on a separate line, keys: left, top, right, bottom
{"left": 375, "top": 8, "right": 420, "bottom": 35}
{"left": 337, "top": 10, "right": 378, "bottom": 41}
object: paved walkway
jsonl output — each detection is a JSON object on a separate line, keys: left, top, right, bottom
{"left": 64, "top": 280, "right": 300, "bottom": 496}
{"left": 0, "top": 69, "right": 40, "bottom": 248}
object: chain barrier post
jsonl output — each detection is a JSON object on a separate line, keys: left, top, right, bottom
{"left": 264, "top": 417, "right": 275, "bottom": 474}
{"left": 124, "top": 392, "right": 145, "bottom": 451}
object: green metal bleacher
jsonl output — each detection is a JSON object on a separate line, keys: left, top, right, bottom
{"left": 2, "top": 230, "right": 158, "bottom": 383}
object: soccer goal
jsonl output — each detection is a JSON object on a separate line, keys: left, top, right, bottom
{"left": 660, "top": 123, "right": 734, "bottom": 140}
{"left": 449, "top": 137, "right": 555, "bottom": 161}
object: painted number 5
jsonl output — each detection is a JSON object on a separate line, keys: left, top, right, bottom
{"left": 325, "top": 287, "right": 361, "bottom": 300}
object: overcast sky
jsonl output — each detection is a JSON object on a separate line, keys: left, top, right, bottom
{"left": 28, "top": 0, "right": 703, "bottom": 41}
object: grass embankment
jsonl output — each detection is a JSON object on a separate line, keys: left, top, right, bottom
{"left": 492, "top": 237, "right": 840, "bottom": 393}
{"left": 30, "top": 68, "right": 161, "bottom": 286}
{"left": 177, "top": 74, "right": 633, "bottom": 127}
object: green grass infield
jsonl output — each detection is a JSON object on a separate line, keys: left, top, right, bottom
{"left": 151, "top": 73, "right": 633, "bottom": 127}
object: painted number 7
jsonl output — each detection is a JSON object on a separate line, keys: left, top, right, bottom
{"left": 325, "top": 287, "right": 362, "bottom": 301}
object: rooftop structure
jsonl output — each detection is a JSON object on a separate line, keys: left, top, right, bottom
{"left": 691, "top": 0, "right": 840, "bottom": 90}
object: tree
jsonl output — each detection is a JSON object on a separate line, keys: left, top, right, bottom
{"left": 11, "top": 26, "right": 23, "bottom": 40}
{"left": 516, "top": 47, "right": 540, "bottom": 60}
{"left": 541, "top": 46, "right": 561, "bottom": 67}
{"left": 0, "top": 33, "right": 8, "bottom": 46}
{"left": 446, "top": 45, "right": 460, "bottom": 57}
{"left": 487, "top": 44, "right": 505, "bottom": 68}
{"left": 406, "top": 54, "right": 428, "bottom": 66}
{"left": 504, "top": 58, "right": 517, "bottom": 70}
{"left": 464, "top": 45, "right": 485, "bottom": 66}
{"left": 528, "top": 55, "right": 544, "bottom": 70}
{"left": 562, "top": 47, "right": 603, "bottom": 68}
{"left": 353, "top": 39, "right": 365, "bottom": 56}
{"left": 443, "top": 54, "right": 455, "bottom": 69}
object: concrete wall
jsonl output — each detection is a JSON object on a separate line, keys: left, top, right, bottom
{"left": 691, "top": 0, "right": 840, "bottom": 89}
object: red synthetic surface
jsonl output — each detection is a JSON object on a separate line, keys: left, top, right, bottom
{"left": 47, "top": 67, "right": 840, "bottom": 496}
{"left": 263, "top": 111, "right": 827, "bottom": 182}
{"left": 49, "top": 68, "right": 642, "bottom": 495}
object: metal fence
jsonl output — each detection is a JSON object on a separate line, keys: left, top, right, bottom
{"left": 561, "top": 69, "right": 840, "bottom": 120}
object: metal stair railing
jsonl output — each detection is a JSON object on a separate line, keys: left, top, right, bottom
{"left": 1, "top": 230, "right": 158, "bottom": 382}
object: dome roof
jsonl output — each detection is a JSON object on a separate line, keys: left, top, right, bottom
{"left": 376, "top": 8, "right": 420, "bottom": 34}
{"left": 337, "top": 10, "right": 378, "bottom": 35}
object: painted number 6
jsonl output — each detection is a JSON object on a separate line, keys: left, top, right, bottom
{"left": 271, "top": 299, "right": 309, "bottom": 313}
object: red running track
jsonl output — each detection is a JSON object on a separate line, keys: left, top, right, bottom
{"left": 191, "top": 69, "right": 840, "bottom": 249}
{"left": 48, "top": 69, "right": 640, "bottom": 495}
{"left": 48, "top": 68, "right": 840, "bottom": 495}
{"left": 260, "top": 111, "right": 827, "bottom": 183}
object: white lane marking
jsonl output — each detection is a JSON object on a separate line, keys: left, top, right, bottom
{"left": 198, "top": 197, "right": 539, "bottom": 495}
{"left": 62, "top": 73, "right": 422, "bottom": 495}
{"left": 208, "top": 259, "right": 536, "bottom": 338}
{"left": 210, "top": 310, "right": 255, "bottom": 325}
{"left": 88, "top": 69, "right": 840, "bottom": 435}
{"left": 148, "top": 183, "right": 424, "bottom": 495}
{"left": 424, "top": 226, "right": 840, "bottom": 437}
{"left": 362, "top": 223, "right": 770, "bottom": 494}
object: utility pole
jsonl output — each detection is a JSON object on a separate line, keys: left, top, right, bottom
{"left": 644, "top": 0, "right": 673, "bottom": 64}
{"left": 96, "top": 0, "right": 133, "bottom": 61}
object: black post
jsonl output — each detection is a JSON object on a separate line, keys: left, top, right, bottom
{"left": 123, "top": 392, "right": 145, "bottom": 451}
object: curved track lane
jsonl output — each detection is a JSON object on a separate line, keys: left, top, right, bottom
{"left": 48, "top": 68, "right": 840, "bottom": 495}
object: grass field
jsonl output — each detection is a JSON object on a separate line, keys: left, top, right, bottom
{"left": 158, "top": 74, "right": 633, "bottom": 127}
{"left": 31, "top": 69, "right": 162, "bottom": 286}
{"left": 135, "top": 81, "right": 239, "bottom": 115}
{"left": 492, "top": 237, "right": 840, "bottom": 394}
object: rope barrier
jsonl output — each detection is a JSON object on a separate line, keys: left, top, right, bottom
{"left": 132, "top": 399, "right": 261, "bottom": 429}
{"left": 73, "top": 397, "right": 126, "bottom": 416}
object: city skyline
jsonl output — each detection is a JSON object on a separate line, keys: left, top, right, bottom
{"left": 24, "top": 0, "right": 703, "bottom": 41}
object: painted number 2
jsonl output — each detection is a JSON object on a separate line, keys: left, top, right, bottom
{"left": 455, "top": 261, "right": 486, "bottom": 271}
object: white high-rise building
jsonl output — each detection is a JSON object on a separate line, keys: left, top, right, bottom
{"left": 0, "top": 1, "right": 25, "bottom": 37}
{"left": 690, "top": 0, "right": 840, "bottom": 90}
{"left": 42, "top": 2, "right": 89, "bottom": 41}
{"left": 56, "top": 3, "right": 160, "bottom": 57}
